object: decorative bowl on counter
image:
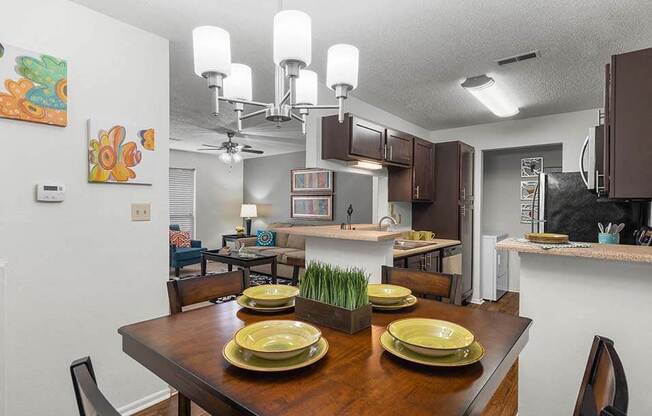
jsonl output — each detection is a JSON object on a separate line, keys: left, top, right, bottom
{"left": 233, "top": 320, "right": 322, "bottom": 360}
{"left": 387, "top": 318, "right": 475, "bottom": 357}
{"left": 368, "top": 284, "right": 412, "bottom": 305}
{"left": 525, "top": 232, "right": 569, "bottom": 244}
{"left": 242, "top": 284, "right": 300, "bottom": 307}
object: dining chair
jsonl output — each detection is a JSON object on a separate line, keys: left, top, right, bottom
{"left": 573, "top": 335, "right": 628, "bottom": 416}
{"left": 166, "top": 270, "right": 245, "bottom": 416}
{"left": 381, "top": 266, "right": 461, "bottom": 305}
{"left": 70, "top": 357, "right": 121, "bottom": 416}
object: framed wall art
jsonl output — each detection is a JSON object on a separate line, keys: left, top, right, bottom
{"left": 291, "top": 168, "right": 334, "bottom": 194}
{"left": 290, "top": 195, "right": 333, "bottom": 220}
{"left": 520, "top": 180, "right": 538, "bottom": 200}
{"left": 0, "top": 42, "right": 67, "bottom": 126}
{"left": 520, "top": 157, "right": 543, "bottom": 177}
{"left": 520, "top": 202, "right": 539, "bottom": 224}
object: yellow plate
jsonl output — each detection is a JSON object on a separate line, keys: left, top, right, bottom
{"left": 236, "top": 295, "right": 294, "bottom": 313}
{"left": 242, "top": 284, "right": 299, "bottom": 307}
{"left": 372, "top": 295, "right": 418, "bottom": 311}
{"left": 380, "top": 331, "right": 484, "bottom": 367}
{"left": 387, "top": 318, "right": 474, "bottom": 357}
{"left": 368, "top": 284, "right": 412, "bottom": 305}
{"left": 223, "top": 337, "right": 329, "bottom": 372}
{"left": 233, "top": 320, "right": 321, "bottom": 360}
{"left": 525, "top": 232, "right": 569, "bottom": 244}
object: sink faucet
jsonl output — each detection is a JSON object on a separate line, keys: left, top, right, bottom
{"left": 378, "top": 216, "right": 398, "bottom": 231}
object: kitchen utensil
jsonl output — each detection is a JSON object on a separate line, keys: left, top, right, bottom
{"left": 380, "top": 331, "right": 484, "bottom": 367}
{"left": 605, "top": 223, "right": 613, "bottom": 234}
{"left": 598, "top": 223, "right": 605, "bottom": 233}
{"left": 387, "top": 318, "right": 475, "bottom": 357}
{"left": 223, "top": 337, "right": 328, "bottom": 372}
{"left": 367, "top": 284, "right": 412, "bottom": 305}
{"left": 242, "top": 285, "right": 299, "bottom": 307}
{"left": 233, "top": 320, "right": 321, "bottom": 360}
{"left": 614, "top": 223, "right": 625, "bottom": 234}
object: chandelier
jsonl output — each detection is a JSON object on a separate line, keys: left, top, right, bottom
{"left": 192, "top": 10, "right": 359, "bottom": 134}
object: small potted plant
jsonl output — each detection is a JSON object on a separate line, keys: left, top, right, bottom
{"left": 235, "top": 225, "right": 245, "bottom": 237}
{"left": 295, "top": 262, "right": 372, "bottom": 334}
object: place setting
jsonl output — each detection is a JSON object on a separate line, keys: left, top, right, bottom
{"left": 368, "top": 283, "right": 418, "bottom": 310}
{"left": 237, "top": 284, "right": 299, "bottom": 313}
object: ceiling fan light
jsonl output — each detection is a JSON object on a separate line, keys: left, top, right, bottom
{"left": 295, "top": 69, "right": 318, "bottom": 105}
{"left": 273, "top": 10, "right": 311, "bottom": 68}
{"left": 193, "top": 26, "right": 231, "bottom": 78}
{"left": 219, "top": 152, "right": 233, "bottom": 164}
{"left": 223, "top": 63, "right": 253, "bottom": 101}
{"left": 326, "top": 44, "right": 359, "bottom": 90}
{"left": 232, "top": 153, "right": 243, "bottom": 163}
{"left": 461, "top": 75, "right": 519, "bottom": 117}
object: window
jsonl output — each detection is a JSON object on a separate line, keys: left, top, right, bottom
{"left": 169, "top": 167, "right": 196, "bottom": 236}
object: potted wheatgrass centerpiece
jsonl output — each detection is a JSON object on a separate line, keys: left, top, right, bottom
{"left": 295, "top": 262, "right": 372, "bottom": 334}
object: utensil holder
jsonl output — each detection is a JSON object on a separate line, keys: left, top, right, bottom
{"left": 598, "top": 232, "right": 620, "bottom": 244}
{"left": 294, "top": 296, "right": 372, "bottom": 334}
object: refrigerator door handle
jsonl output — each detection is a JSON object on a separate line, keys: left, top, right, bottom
{"left": 579, "top": 135, "right": 590, "bottom": 188}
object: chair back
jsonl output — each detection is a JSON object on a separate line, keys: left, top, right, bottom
{"left": 167, "top": 270, "right": 245, "bottom": 314}
{"left": 381, "top": 266, "right": 461, "bottom": 304}
{"left": 170, "top": 224, "right": 181, "bottom": 231}
{"left": 574, "top": 336, "right": 628, "bottom": 416}
{"left": 70, "top": 357, "right": 120, "bottom": 416}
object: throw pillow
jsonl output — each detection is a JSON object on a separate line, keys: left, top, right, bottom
{"left": 169, "top": 230, "right": 191, "bottom": 248}
{"left": 256, "top": 230, "right": 276, "bottom": 247}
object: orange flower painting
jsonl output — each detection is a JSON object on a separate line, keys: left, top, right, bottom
{"left": 0, "top": 42, "right": 67, "bottom": 126}
{"left": 88, "top": 120, "right": 155, "bottom": 185}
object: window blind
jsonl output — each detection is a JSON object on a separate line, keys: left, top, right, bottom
{"left": 169, "top": 168, "right": 196, "bottom": 236}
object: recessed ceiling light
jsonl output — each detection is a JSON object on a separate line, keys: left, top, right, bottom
{"left": 461, "top": 75, "right": 519, "bottom": 118}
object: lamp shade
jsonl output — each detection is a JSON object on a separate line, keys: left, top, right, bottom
{"left": 295, "top": 70, "right": 318, "bottom": 105}
{"left": 461, "top": 75, "right": 519, "bottom": 117}
{"left": 193, "top": 26, "right": 231, "bottom": 77}
{"left": 223, "top": 63, "right": 253, "bottom": 101}
{"left": 326, "top": 44, "right": 359, "bottom": 90}
{"left": 219, "top": 152, "right": 233, "bottom": 164}
{"left": 240, "top": 204, "right": 258, "bottom": 218}
{"left": 273, "top": 10, "right": 311, "bottom": 67}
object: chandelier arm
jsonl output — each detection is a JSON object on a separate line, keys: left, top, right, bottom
{"left": 289, "top": 112, "right": 304, "bottom": 123}
{"left": 280, "top": 89, "right": 291, "bottom": 105}
{"left": 292, "top": 104, "right": 339, "bottom": 110}
{"left": 218, "top": 97, "right": 270, "bottom": 108}
{"left": 239, "top": 108, "right": 268, "bottom": 121}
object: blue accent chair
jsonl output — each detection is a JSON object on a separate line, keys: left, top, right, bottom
{"left": 169, "top": 225, "right": 206, "bottom": 277}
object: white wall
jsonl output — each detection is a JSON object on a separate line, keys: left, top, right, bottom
{"left": 430, "top": 109, "right": 600, "bottom": 301}
{"left": 0, "top": 1, "right": 170, "bottom": 414}
{"left": 170, "top": 150, "right": 243, "bottom": 249}
{"left": 304, "top": 83, "right": 431, "bottom": 224}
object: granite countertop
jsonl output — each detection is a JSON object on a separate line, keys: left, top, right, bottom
{"left": 393, "top": 239, "right": 461, "bottom": 259}
{"left": 272, "top": 224, "right": 403, "bottom": 242}
{"left": 497, "top": 238, "right": 652, "bottom": 264}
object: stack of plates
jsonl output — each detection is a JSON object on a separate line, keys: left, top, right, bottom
{"left": 368, "top": 284, "right": 417, "bottom": 310}
{"left": 237, "top": 284, "right": 299, "bottom": 313}
{"left": 223, "top": 320, "right": 329, "bottom": 372}
{"left": 381, "top": 318, "right": 484, "bottom": 367}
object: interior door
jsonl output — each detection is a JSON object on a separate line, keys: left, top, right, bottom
{"left": 385, "top": 130, "right": 412, "bottom": 166}
{"left": 412, "top": 139, "right": 434, "bottom": 201}
{"left": 350, "top": 118, "right": 384, "bottom": 161}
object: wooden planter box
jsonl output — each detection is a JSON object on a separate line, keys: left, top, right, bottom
{"left": 294, "top": 296, "right": 372, "bottom": 334}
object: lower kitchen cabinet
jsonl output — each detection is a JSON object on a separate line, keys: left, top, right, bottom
{"left": 399, "top": 249, "right": 441, "bottom": 273}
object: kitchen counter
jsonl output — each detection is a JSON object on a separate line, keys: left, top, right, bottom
{"left": 393, "top": 239, "right": 461, "bottom": 259}
{"left": 497, "top": 237, "right": 652, "bottom": 263}
{"left": 272, "top": 224, "right": 402, "bottom": 242}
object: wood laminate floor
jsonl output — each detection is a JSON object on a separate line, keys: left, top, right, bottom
{"left": 135, "top": 292, "right": 520, "bottom": 416}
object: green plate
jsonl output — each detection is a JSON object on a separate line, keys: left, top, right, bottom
{"left": 368, "top": 284, "right": 412, "bottom": 305}
{"left": 242, "top": 284, "right": 299, "bottom": 307}
{"left": 233, "top": 320, "right": 321, "bottom": 360}
{"left": 372, "top": 295, "right": 418, "bottom": 311}
{"left": 223, "top": 337, "right": 329, "bottom": 372}
{"left": 236, "top": 295, "right": 294, "bottom": 312}
{"left": 387, "top": 318, "right": 474, "bottom": 357}
{"left": 380, "top": 331, "right": 484, "bottom": 367}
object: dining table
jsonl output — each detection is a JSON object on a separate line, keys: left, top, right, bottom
{"left": 118, "top": 299, "right": 531, "bottom": 416}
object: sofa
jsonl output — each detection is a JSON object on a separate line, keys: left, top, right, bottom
{"left": 240, "top": 223, "right": 305, "bottom": 280}
{"left": 169, "top": 225, "right": 206, "bottom": 277}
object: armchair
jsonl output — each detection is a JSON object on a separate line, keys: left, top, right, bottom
{"left": 169, "top": 225, "right": 206, "bottom": 277}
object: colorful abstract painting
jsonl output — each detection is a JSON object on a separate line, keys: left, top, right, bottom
{"left": 291, "top": 195, "right": 333, "bottom": 220}
{"left": 88, "top": 119, "right": 156, "bottom": 185}
{"left": 0, "top": 42, "right": 67, "bottom": 126}
{"left": 520, "top": 202, "right": 539, "bottom": 224}
{"left": 520, "top": 180, "right": 538, "bottom": 200}
{"left": 291, "top": 169, "right": 334, "bottom": 193}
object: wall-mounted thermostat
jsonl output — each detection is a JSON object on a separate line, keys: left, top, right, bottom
{"left": 36, "top": 184, "right": 65, "bottom": 202}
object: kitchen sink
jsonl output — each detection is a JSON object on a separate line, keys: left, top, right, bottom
{"left": 393, "top": 240, "right": 436, "bottom": 250}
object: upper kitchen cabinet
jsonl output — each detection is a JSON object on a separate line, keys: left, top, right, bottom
{"left": 604, "top": 47, "right": 652, "bottom": 199}
{"left": 321, "top": 113, "right": 413, "bottom": 167}
{"left": 388, "top": 138, "right": 434, "bottom": 202}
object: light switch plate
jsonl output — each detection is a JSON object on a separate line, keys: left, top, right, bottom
{"left": 131, "top": 203, "right": 151, "bottom": 221}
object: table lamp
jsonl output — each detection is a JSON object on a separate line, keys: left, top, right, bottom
{"left": 240, "top": 204, "right": 257, "bottom": 235}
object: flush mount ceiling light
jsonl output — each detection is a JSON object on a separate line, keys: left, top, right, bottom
{"left": 193, "top": 10, "right": 360, "bottom": 134}
{"left": 461, "top": 75, "right": 519, "bottom": 118}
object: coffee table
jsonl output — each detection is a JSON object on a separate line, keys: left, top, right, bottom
{"left": 201, "top": 250, "right": 277, "bottom": 287}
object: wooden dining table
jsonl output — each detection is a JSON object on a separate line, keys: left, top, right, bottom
{"left": 119, "top": 299, "right": 531, "bottom": 416}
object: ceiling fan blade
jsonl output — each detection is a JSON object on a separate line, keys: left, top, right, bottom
{"left": 242, "top": 144, "right": 253, "bottom": 148}
{"left": 201, "top": 143, "right": 224, "bottom": 148}
{"left": 197, "top": 148, "right": 222, "bottom": 151}
{"left": 241, "top": 149, "right": 264, "bottom": 154}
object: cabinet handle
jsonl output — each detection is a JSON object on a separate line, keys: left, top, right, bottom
{"left": 389, "top": 146, "right": 393, "bottom": 161}
{"left": 383, "top": 144, "right": 388, "bottom": 159}
{"left": 461, "top": 205, "right": 466, "bottom": 216}
{"left": 461, "top": 188, "right": 466, "bottom": 200}
{"left": 415, "top": 185, "right": 420, "bottom": 199}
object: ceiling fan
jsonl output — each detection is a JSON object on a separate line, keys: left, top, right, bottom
{"left": 197, "top": 129, "right": 264, "bottom": 164}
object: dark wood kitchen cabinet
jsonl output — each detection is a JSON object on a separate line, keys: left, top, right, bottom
{"left": 388, "top": 138, "right": 434, "bottom": 202}
{"left": 603, "top": 47, "right": 652, "bottom": 199}
{"left": 385, "top": 129, "right": 413, "bottom": 166}
{"left": 350, "top": 118, "right": 384, "bottom": 160}
{"left": 399, "top": 250, "right": 441, "bottom": 273}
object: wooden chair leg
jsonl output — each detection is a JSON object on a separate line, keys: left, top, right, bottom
{"left": 178, "top": 393, "right": 191, "bottom": 416}
{"left": 292, "top": 266, "right": 300, "bottom": 286}
{"left": 175, "top": 267, "right": 181, "bottom": 277}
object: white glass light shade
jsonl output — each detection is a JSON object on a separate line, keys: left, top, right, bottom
{"left": 223, "top": 64, "right": 253, "bottom": 101}
{"left": 295, "top": 70, "right": 318, "bottom": 105}
{"left": 231, "top": 153, "right": 243, "bottom": 163}
{"left": 273, "top": 10, "right": 311, "bottom": 67}
{"left": 326, "top": 44, "right": 359, "bottom": 90}
{"left": 461, "top": 75, "right": 519, "bottom": 117}
{"left": 193, "top": 26, "right": 232, "bottom": 77}
{"left": 240, "top": 204, "right": 257, "bottom": 218}
{"left": 219, "top": 152, "right": 233, "bottom": 164}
